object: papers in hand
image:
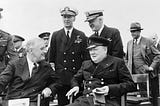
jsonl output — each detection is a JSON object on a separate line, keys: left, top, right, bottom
{"left": 92, "top": 88, "right": 106, "bottom": 104}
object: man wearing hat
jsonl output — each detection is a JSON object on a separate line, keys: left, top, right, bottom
{"left": 126, "top": 22, "right": 160, "bottom": 98}
{"left": 38, "top": 32, "right": 50, "bottom": 61}
{"left": 38, "top": 32, "right": 50, "bottom": 48}
{"left": 49, "top": 6, "right": 90, "bottom": 106}
{"left": 13, "top": 35, "right": 26, "bottom": 57}
{"left": 0, "top": 8, "right": 18, "bottom": 73}
{"left": 66, "top": 36, "right": 135, "bottom": 106}
{"left": 85, "top": 10, "right": 124, "bottom": 59}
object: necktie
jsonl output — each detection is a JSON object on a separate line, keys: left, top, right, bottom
{"left": 66, "top": 30, "right": 70, "bottom": 41}
{"left": 33, "top": 63, "right": 38, "bottom": 69}
{"left": 132, "top": 39, "right": 137, "bottom": 74}
{"left": 133, "top": 39, "right": 137, "bottom": 45}
{"left": 95, "top": 31, "right": 99, "bottom": 36}
{"left": 31, "top": 63, "right": 38, "bottom": 77}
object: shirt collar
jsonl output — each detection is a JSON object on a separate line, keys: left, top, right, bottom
{"left": 26, "top": 55, "right": 34, "bottom": 77}
{"left": 64, "top": 27, "right": 73, "bottom": 37}
{"left": 16, "top": 46, "right": 23, "bottom": 52}
{"left": 155, "top": 39, "right": 159, "bottom": 47}
{"left": 137, "top": 36, "right": 141, "bottom": 44}
{"left": 95, "top": 24, "right": 104, "bottom": 36}
{"left": 133, "top": 36, "right": 141, "bottom": 44}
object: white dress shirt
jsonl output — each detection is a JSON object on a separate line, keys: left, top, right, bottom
{"left": 26, "top": 55, "right": 35, "bottom": 77}
{"left": 64, "top": 27, "right": 73, "bottom": 38}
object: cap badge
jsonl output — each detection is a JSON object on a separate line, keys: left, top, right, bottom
{"left": 64, "top": 7, "right": 69, "bottom": 11}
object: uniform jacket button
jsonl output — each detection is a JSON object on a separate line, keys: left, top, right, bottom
{"left": 101, "top": 82, "right": 104, "bottom": 85}
{"left": 86, "top": 94, "right": 89, "bottom": 97}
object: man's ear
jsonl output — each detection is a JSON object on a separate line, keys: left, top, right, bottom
{"left": 73, "top": 17, "right": 76, "bottom": 22}
{"left": 27, "top": 48, "right": 32, "bottom": 54}
{"left": 104, "top": 46, "right": 108, "bottom": 53}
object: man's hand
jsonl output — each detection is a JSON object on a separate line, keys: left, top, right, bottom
{"left": 143, "top": 65, "right": 154, "bottom": 72}
{"left": 148, "top": 66, "right": 153, "bottom": 71}
{"left": 50, "top": 63, "right": 55, "bottom": 71}
{"left": 66, "top": 86, "right": 79, "bottom": 99}
{"left": 42, "top": 87, "right": 52, "bottom": 98}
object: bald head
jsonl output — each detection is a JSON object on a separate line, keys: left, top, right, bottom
{"left": 150, "top": 34, "right": 159, "bottom": 45}
{"left": 25, "top": 38, "right": 46, "bottom": 63}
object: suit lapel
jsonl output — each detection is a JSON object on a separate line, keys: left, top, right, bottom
{"left": 61, "top": 29, "right": 68, "bottom": 45}
{"left": 65, "top": 28, "right": 77, "bottom": 51}
{"left": 18, "top": 57, "right": 30, "bottom": 81}
{"left": 58, "top": 29, "right": 68, "bottom": 51}
{"left": 157, "top": 43, "right": 160, "bottom": 51}
{"left": 129, "top": 40, "right": 133, "bottom": 57}
{"left": 126, "top": 40, "right": 134, "bottom": 73}
{"left": 140, "top": 37, "right": 146, "bottom": 59}
{"left": 100, "top": 25, "right": 107, "bottom": 37}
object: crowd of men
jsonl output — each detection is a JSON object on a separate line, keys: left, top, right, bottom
{"left": 0, "top": 6, "right": 160, "bottom": 106}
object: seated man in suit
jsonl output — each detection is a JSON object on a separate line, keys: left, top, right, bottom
{"left": 0, "top": 38, "right": 61, "bottom": 106}
{"left": 66, "top": 36, "right": 135, "bottom": 106}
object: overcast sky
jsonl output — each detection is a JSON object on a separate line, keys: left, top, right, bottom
{"left": 0, "top": 0, "right": 160, "bottom": 51}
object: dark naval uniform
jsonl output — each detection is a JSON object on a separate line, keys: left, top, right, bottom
{"left": 67, "top": 55, "right": 135, "bottom": 106}
{"left": 49, "top": 28, "right": 90, "bottom": 105}
{"left": 0, "top": 30, "right": 17, "bottom": 73}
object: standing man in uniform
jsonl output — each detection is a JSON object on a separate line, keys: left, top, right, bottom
{"left": 84, "top": 10, "right": 124, "bottom": 59}
{"left": 66, "top": 36, "right": 135, "bottom": 106}
{"left": 13, "top": 35, "right": 26, "bottom": 57}
{"left": 0, "top": 8, "right": 17, "bottom": 73}
{"left": 49, "top": 6, "right": 90, "bottom": 106}
{"left": 38, "top": 32, "right": 50, "bottom": 61}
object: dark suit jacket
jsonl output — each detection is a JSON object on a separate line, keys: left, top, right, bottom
{"left": 49, "top": 28, "right": 90, "bottom": 85}
{"left": 91, "top": 25, "right": 124, "bottom": 58}
{"left": 156, "top": 43, "right": 160, "bottom": 51}
{"left": 0, "top": 56, "right": 61, "bottom": 104}
{"left": 126, "top": 36, "right": 160, "bottom": 73}
{"left": 70, "top": 55, "right": 135, "bottom": 106}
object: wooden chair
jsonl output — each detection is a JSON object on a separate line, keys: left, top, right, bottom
{"left": 126, "top": 74, "right": 152, "bottom": 106}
